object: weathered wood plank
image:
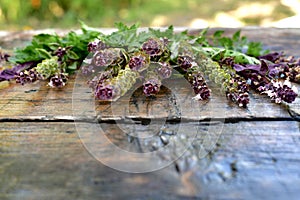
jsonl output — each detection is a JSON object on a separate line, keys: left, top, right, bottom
{"left": 0, "top": 122, "right": 186, "bottom": 200}
{"left": 1, "top": 121, "right": 299, "bottom": 199}
{"left": 185, "top": 120, "right": 300, "bottom": 199}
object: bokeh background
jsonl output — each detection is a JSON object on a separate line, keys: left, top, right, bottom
{"left": 1, "top": 0, "right": 300, "bottom": 30}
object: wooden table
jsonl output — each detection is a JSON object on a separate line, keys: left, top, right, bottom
{"left": 0, "top": 28, "right": 300, "bottom": 200}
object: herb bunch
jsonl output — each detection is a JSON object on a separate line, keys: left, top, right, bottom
{"left": 1, "top": 22, "right": 100, "bottom": 87}
{"left": 0, "top": 22, "right": 299, "bottom": 107}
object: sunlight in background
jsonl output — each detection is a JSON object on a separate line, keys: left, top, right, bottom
{"left": 272, "top": 0, "right": 300, "bottom": 27}
{"left": 0, "top": 0, "right": 299, "bottom": 30}
{"left": 48, "top": 1, "right": 64, "bottom": 17}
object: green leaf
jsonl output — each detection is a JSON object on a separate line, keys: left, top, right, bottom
{"left": 148, "top": 25, "right": 174, "bottom": 38}
{"left": 68, "top": 62, "right": 78, "bottom": 70}
{"left": 36, "top": 48, "right": 52, "bottom": 59}
{"left": 48, "top": 43, "right": 61, "bottom": 51}
{"left": 192, "top": 28, "right": 209, "bottom": 46}
{"left": 114, "top": 22, "right": 139, "bottom": 31}
{"left": 66, "top": 62, "right": 78, "bottom": 74}
{"left": 213, "top": 30, "right": 224, "bottom": 38}
{"left": 197, "top": 47, "right": 260, "bottom": 64}
{"left": 67, "top": 50, "right": 80, "bottom": 60}
{"left": 232, "top": 30, "right": 241, "bottom": 42}
{"left": 247, "top": 41, "right": 269, "bottom": 57}
{"left": 32, "top": 33, "right": 60, "bottom": 45}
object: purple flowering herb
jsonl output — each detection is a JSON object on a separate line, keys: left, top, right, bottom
{"left": 0, "top": 62, "right": 36, "bottom": 82}
{"left": 15, "top": 71, "right": 32, "bottom": 85}
{"left": 237, "top": 92, "right": 250, "bottom": 107}
{"left": 94, "top": 83, "right": 116, "bottom": 100}
{"left": 87, "top": 71, "right": 112, "bottom": 90}
{"left": 15, "top": 69, "right": 42, "bottom": 85}
{"left": 177, "top": 56, "right": 194, "bottom": 71}
{"left": 187, "top": 69, "right": 211, "bottom": 100}
{"left": 260, "top": 80, "right": 298, "bottom": 103}
{"left": 287, "top": 66, "right": 300, "bottom": 83}
{"left": 234, "top": 51, "right": 300, "bottom": 84}
{"left": 198, "top": 54, "right": 250, "bottom": 106}
{"left": 238, "top": 69, "right": 298, "bottom": 104}
{"left": 226, "top": 77, "right": 250, "bottom": 107}
{"left": 143, "top": 78, "right": 162, "bottom": 96}
{"left": 155, "top": 62, "right": 172, "bottom": 79}
{"left": 128, "top": 51, "right": 150, "bottom": 72}
{"left": 192, "top": 84, "right": 211, "bottom": 101}
{"left": 88, "top": 39, "right": 108, "bottom": 53}
{"left": 92, "top": 49, "right": 115, "bottom": 67}
{"left": 93, "top": 67, "right": 138, "bottom": 100}
{"left": 92, "top": 48, "right": 127, "bottom": 68}
{"left": 141, "top": 38, "right": 165, "bottom": 58}
{"left": 81, "top": 64, "right": 95, "bottom": 76}
{"left": 54, "top": 47, "right": 68, "bottom": 59}
{"left": 48, "top": 73, "right": 68, "bottom": 88}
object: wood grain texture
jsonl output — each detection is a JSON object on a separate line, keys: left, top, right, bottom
{"left": 0, "top": 121, "right": 299, "bottom": 199}
{"left": 0, "top": 122, "right": 185, "bottom": 200}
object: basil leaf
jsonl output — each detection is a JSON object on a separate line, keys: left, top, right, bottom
{"left": 67, "top": 50, "right": 80, "bottom": 60}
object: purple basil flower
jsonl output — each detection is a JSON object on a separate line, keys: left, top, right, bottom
{"left": 262, "top": 80, "right": 298, "bottom": 103}
{"left": 87, "top": 71, "right": 112, "bottom": 90}
{"left": 187, "top": 70, "right": 210, "bottom": 100}
{"left": 155, "top": 62, "right": 172, "bottom": 79}
{"left": 192, "top": 85, "right": 211, "bottom": 101}
{"left": 81, "top": 64, "right": 95, "bottom": 76}
{"left": 15, "top": 71, "right": 31, "bottom": 85}
{"left": 94, "top": 83, "right": 116, "bottom": 100}
{"left": 142, "top": 38, "right": 165, "bottom": 58}
{"left": 177, "top": 56, "right": 194, "bottom": 71}
{"left": 0, "top": 62, "right": 35, "bottom": 82}
{"left": 226, "top": 78, "right": 250, "bottom": 107}
{"left": 48, "top": 73, "right": 68, "bottom": 88}
{"left": 92, "top": 48, "right": 127, "bottom": 67}
{"left": 143, "top": 78, "right": 161, "bottom": 96}
{"left": 128, "top": 52, "right": 150, "bottom": 72}
{"left": 15, "top": 69, "right": 42, "bottom": 85}
{"left": 92, "top": 49, "right": 115, "bottom": 67}
{"left": 238, "top": 93, "right": 250, "bottom": 107}
{"left": 54, "top": 47, "right": 68, "bottom": 59}
{"left": 88, "top": 39, "right": 107, "bottom": 53}
{"left": 287, "top": 66, "right": 300, "bottom": 83}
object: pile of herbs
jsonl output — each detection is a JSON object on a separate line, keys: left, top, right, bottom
{"left": 0, "top": 22, "right": 299, "bottom": 107}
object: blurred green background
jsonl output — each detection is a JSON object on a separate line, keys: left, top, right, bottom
{"left": 0, "top": 0, "right": 300, "bottom": 30}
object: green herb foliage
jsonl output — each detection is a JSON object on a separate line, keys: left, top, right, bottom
{"left": 209, "top": 30, "right": 269, "bottom": 57}
{"left": 9, "top": 24, "right": 100, "bottom": 74}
